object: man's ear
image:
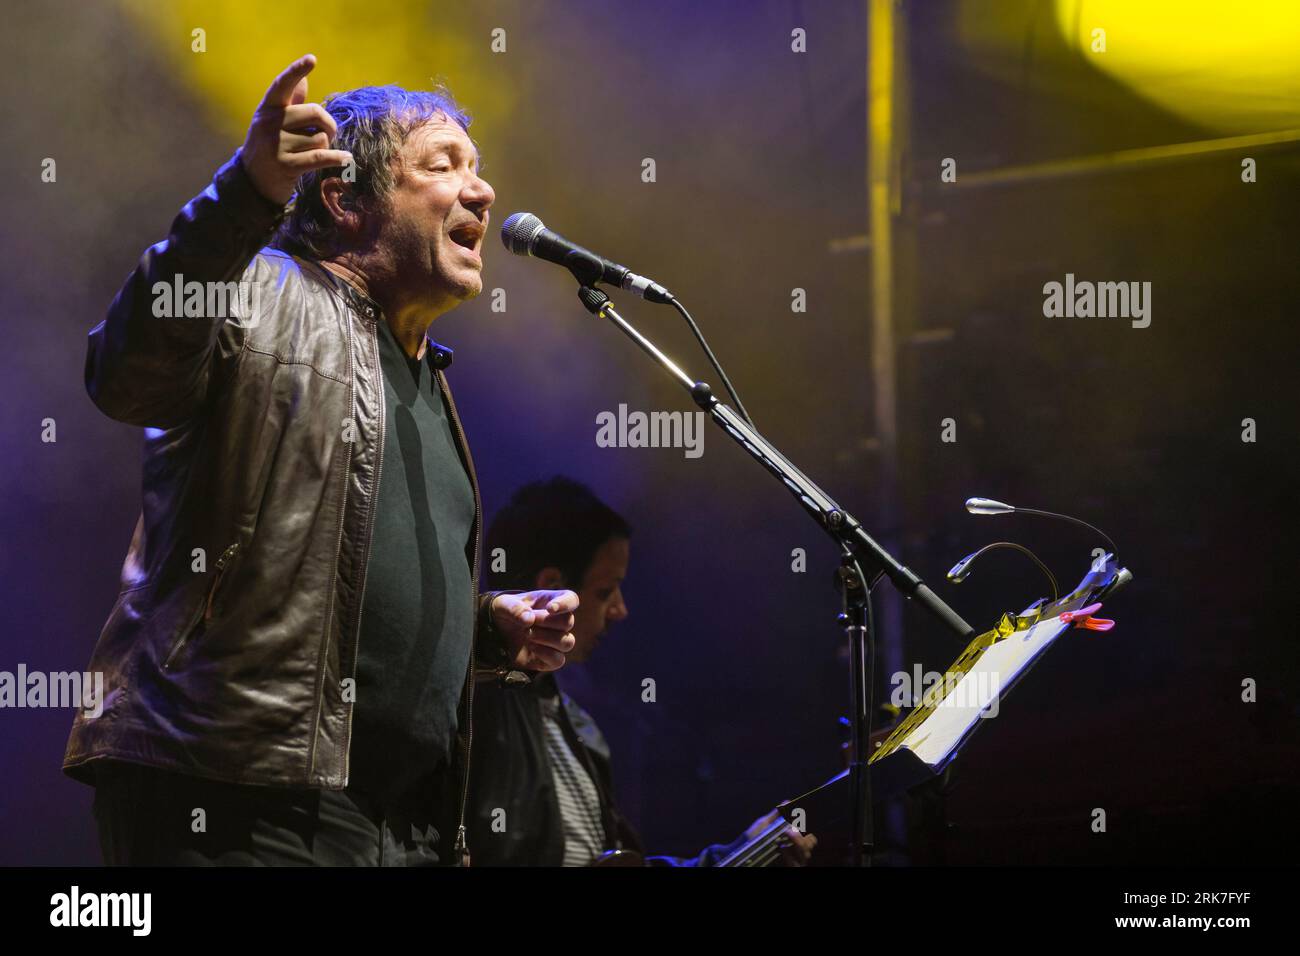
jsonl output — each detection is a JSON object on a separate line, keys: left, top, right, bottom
{"left": 320, "top": 177, "right": 362, "bottom": 231}
{"left": 533, "top": 567, "right": 565, "bottom": 591}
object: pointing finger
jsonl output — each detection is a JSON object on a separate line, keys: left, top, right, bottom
{"left": 264, "top": 54, "right": 317, "bottom": 109}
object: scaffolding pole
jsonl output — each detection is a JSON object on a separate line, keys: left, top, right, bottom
{"left": 868, "top": 0, "right": 908, "bottom": 860}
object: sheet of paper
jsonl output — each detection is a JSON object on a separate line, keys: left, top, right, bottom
{"left": 904, "top": 615, "right": 1071, "bottom": 770}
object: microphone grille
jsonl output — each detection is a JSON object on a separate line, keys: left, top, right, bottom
{"left": 501, "top": 212, "right": 545, "bottom": 256}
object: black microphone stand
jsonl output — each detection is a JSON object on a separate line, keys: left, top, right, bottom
{"left": 574, "top": 285, "right": 976, "bottom": 866}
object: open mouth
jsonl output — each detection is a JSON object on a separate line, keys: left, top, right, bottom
{"left": 448, "top": 222, "right": 483, "bottom": 254}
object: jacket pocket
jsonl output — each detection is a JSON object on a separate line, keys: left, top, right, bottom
{"left": 163, "top": 541, "right": 241, "bottom": 671}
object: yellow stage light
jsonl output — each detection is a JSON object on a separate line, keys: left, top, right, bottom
{"left": 118, "top": 0, "right": 513, "bottom": 142}
{"left": 1052, "top": 0, "right": 1300, "bottom": 134}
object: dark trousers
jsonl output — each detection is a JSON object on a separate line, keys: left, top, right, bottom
{"left": 91, "top": 761, "right": 450, "bottom": 866}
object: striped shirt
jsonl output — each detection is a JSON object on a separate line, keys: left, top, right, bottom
{"left": 539, "top": 694, "right": 606, "bottom": 867}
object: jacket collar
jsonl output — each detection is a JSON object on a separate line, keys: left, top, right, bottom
{"left": 321, "top": 264, "right": 455, "bottom": 370}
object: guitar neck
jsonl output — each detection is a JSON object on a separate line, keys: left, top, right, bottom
{"left": 718, "top": 721, "right": 900, "bottom": 867}
{"left": 717, "top": 818, "right": 789, "bottom": 867}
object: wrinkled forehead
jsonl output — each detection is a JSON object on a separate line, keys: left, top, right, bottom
{"left": 401, "top": 115, "right": 482, "bottom": 169}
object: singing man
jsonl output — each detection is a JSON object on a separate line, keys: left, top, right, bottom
{"left": 66, "top": 55, "right": 578, "bottom": 866}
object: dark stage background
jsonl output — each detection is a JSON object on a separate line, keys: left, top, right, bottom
{"left": 1, "top": 0, "right": 1296, "bottom": 865}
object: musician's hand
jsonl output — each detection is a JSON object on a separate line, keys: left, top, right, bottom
{"left": 240, "top": 54, "right": 353, "bottom": 206}
{"left": 490, "top": 590, "right": 578, "bottom": 672}
{"left": 745, "top": 809, "right": 818, "bottom": 867}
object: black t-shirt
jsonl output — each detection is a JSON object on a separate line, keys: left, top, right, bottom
{"left": 348, "top": 318, "right": 476, "bottom": 804}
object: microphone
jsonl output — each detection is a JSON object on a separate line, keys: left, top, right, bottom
{"left": 500, "top": 212, "right": 673, "bottom": 303}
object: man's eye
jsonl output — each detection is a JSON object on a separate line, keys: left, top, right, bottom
{"left": 596, "top": 589, "right": 614, "bottom": 600}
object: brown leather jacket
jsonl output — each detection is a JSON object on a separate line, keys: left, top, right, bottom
{"left": 64, "top": 149, "right": 511, "bottom": 856}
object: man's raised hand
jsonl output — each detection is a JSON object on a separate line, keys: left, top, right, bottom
{"left": 490, "top": 591, "right": 579, "bottom": 673}
{"left": 240, "top": 54, "right": 353, "bottom": 206}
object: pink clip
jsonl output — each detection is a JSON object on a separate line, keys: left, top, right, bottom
{"left": 1060, "top": 602, "right": 1115, "bottom": 632}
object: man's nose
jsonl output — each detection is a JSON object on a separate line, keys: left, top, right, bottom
{"left": 463, "top": 173, "right": 495, "bottom": 212}
{"left": 608, "top": 593, "right": 628, "bottom": 622}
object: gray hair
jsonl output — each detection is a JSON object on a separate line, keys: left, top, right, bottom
{"left": 272, "top": 83, "right": 473, "bottom": 261}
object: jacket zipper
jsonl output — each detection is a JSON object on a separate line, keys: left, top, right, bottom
{"left": 164, "top": 541, "right": 240, "bottom": 670}
{"left": 308, "top": 292, "right": 356, "bottom": 784}
{"left": 338, "top": 310, "right": 385, "bottom": 786}
{"left": 204, "top": 542, "right": 241, "bottom": 621}
{"left": 437, "top": 365, "right": 482, "bottom": 868}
